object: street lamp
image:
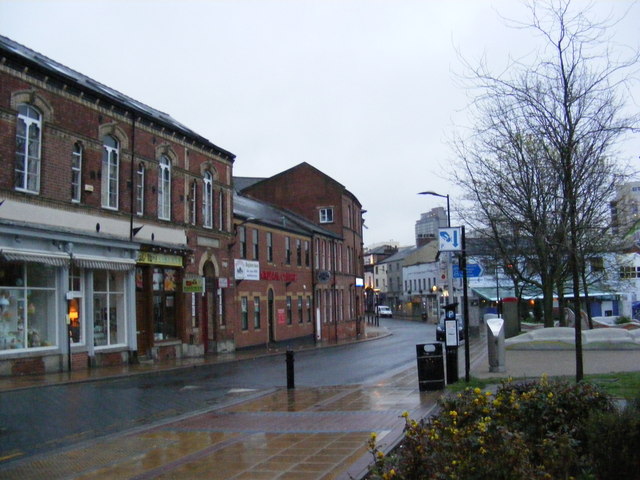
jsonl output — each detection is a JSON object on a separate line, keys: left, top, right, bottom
{"left": 418, "top": 190, "right": 470, "bottom": 382}
{"left": 418, "top": 191, "right": 450, "bottom": 227}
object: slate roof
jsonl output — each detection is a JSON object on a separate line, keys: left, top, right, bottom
{"left": 0, "top": 35, "right": 235, "bottom": 161}
{"left": 234, "top": 193, "right": 341, "bottom": 239}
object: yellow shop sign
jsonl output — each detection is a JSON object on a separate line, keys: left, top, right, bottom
{"left": 137, "top": 251, "right": 183, "bottom": 267}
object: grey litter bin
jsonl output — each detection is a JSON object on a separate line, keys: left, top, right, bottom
{"left": 416, "top": 343, "right": 445, "bottom": 391}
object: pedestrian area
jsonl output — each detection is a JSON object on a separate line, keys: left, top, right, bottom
{"left": 0, "top": 367, "right": 440, "bottom": 480}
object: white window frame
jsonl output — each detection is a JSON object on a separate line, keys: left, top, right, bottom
{"left": 189, "top": 180, "right": 197, "bottom": 225}
{"left": 203, "top": 171, "right": 213, "bottom": 228}
{"left": 71, "top": 142, "right": 82, "bottom": 203}
{"left": 319, "top": 207, "right": 334, "bottom": 224}
{"left": 158, "top": 155, "right": 171, "bottom": 220}
{"left": 136, "top": 163, "right": 145, "bottom": 216}
{"left": 101, "top": 135, "right": 119, "bottom": 210}
{"left": 15, "top": 104, "right": 42, "bottom": 194}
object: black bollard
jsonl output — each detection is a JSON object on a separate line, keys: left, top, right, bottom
{"left": 286, "top": 349, "right": 295, "bottom": 389}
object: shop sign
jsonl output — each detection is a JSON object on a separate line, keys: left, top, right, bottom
{"left": 183, "top": 274, "right": 204, "bottom": 293}
{"left": 234, "top": 259, "right": 260, "bottom": 280}
{"left": 137, "top": 251, "right": 183, "bottom": 267}
{"left": 218, "top": 277, "right": 229, "bottom": 288}
{"left": 277, "top": 308, "right": 286, "bottom": 325}
{"left": 260, "top": 270, "right": 296, "bottom": 282}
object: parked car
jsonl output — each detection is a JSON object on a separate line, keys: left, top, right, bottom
{"left": 376, "top": 305, "right": 393, "bottom": 317}
{"left": 436, "top": 315, "right": 465, "bottom": 342}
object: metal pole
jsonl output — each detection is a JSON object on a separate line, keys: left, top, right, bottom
{"left": 461, "top": 225, "right": 470, "bottom": 382}
{"left": 286, "top": 349, "right": 295, "bottom": 389}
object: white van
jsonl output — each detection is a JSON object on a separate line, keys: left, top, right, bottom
{"left": 376, "top": 305, "right": 393, "bottom": 317}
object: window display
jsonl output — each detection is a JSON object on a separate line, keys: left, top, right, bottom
{"left": 93, "top": 270, "right": 125, "bottom": 347}
{"left": 0, "top": 263, "right": 57, "bottom": 351}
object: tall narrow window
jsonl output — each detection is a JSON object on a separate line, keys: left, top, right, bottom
{"left": 296, "top": 239, "right": 302, "bottom": 266}
{"left": 239, "top": 226, "right": 246, "bottom": 259}
{"left": 306, "top": 296, "right": 312, "bottom": 323}
{"left": 286, "top": 296, "right": 292, "bottom": 325}
{"left": 136, "top": 163, "right": 145, "bottom": 216}
{"left": 203, "top": 171, "right": 213, "bottom": 228}
{"left": 253, "top": 296, "right": 261, "bottom": 329}
{"left": 298, "top": 296, "right": 303, "bottom": 323}
{"left": 252, "top": 229, "right": 259, "bottom": 260}
{"left": 189, "top": 180, "right": 197, "bottom": 224}
{"left": 15, "top": 104, "right": 42, "bottom": 193}
{"left": 285, "top": 237, "right": 291, "bottom": 264}
{"left": 267, "top": 232, "right": 273, "bottom": 262}
{"left": 158, "top": 155, "right": 171, "bottom": 220}
{"left": 102, "top": 135, "right": 119, "bottom": 209}
{"left": 71, "top": 142, "right": 82, "bottom": 202}
{"left": 241, "top": 297, "right": 248, "bottom": 330}
{"left": 218, "top": 191, "right": 224, "bottom": 231}
{"left": 304, "top": 240, "right": 310, "bottom": 267}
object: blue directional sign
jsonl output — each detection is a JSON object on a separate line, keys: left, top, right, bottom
{"left": 438, "top": 227, "right": 462, "bottom": 252}
{"left": 453, "top": 263, "right": 483, "bottom": 278}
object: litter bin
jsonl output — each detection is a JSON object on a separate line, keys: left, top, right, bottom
{"left": 416, "top": 343, "right": 445, "bottom": 391}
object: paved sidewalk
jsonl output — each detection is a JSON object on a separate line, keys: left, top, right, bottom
{"left": 0, "top": 364, "right": 439, "bottom": 480}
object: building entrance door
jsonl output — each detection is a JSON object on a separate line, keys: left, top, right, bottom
{"left": 203, "top": 262, "right": 217, "bottom": 353}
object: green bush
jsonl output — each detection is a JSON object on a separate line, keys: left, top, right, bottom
{"left": 367, "top": 377, "right": 616, "bottom": 479}
{"left": 584, "top": 399, "right": 640, "bottom": 480}
{"left": 615, "top": 315, "right": 632, "bottom": 324}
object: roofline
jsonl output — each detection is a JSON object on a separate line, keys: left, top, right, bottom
{"left": 0, "top": 35, "right": 235, "bottom": 161}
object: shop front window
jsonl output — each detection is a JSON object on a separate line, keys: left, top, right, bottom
{"left": 93, "top": 270, "right": 126, "bottom": 347}
{"left": 0, "top": 263, "right": 57, "bottom": 351}
{"left": 68, "top": 265, "right": 83, "bottom": 344}
{"left": 152, "top": 268, "right": 177, "bottom": 341}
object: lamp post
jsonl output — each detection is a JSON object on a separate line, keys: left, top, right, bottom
{"left": 418, "top": 190, "right": 452, "bottom": 318}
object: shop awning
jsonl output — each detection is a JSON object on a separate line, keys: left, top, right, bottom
{"left": 0, "top": 248, "right": 70, "bottom": 267}
{"left": 73, "top": 254, "right": 136, "bottom": 271}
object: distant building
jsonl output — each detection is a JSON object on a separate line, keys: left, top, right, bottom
{"left": 415, "top": 207, "right": 447, "bottom": 246}
{"left": 611, "top": 182, "right": 640, "bottom": 242}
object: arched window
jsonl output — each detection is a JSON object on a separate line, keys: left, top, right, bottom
{"left": 15, "top": 104, "right": 42, "bottom": 193}
{"left": 203, "top": 171, "right": 213, "bottom": 228}
{"left": 102, "top": 135, "right": 119, "bottom": 209}
{"left": 158, "top": 155, "right": 171, "bottom": 220}
{"left": 136, "top": 163, "right": 145, "bottom": 215}
{"left": 71, "top": 142, "right": 82, "bottom": 202}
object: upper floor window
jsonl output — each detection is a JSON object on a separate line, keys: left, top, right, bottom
{"left": 136, "top": 163, "right": 145, "bottom": 216}
{"left": 239, "top": 226, "right": 247, "bottom": 259}
{"left": 189, "top": 180, "right": 197, "bottom": 225}
{"left": 15, "top": 104, "right": 42, "bottom": 193}
{"left": 219, "top": 191, "right": 224, "bottom": 231}
{"left": 267, "top": 232, "right": 273, "bottom": 262}
{"left": 203, "top": 171, "right": 213, "bottom": 228}
{"left": 101, "top": 135, "right": 119, "bottom": 209}
{"left": 71, "top": 142, "right": 82, "bottom": 203}
{"left": 319, "top": 207, "right": 334, "bottom": 224}
{"left": 304, "top": 240, "right": 310, "bottom": 267}
{"left": 252, "top": 229, "right": 259, "bottom": 260}
{"left": 285, "top": 237, "right": 291, "bottom": 264}
{"left": 158, "top": 155, "right": 171, "bottom": 220}
{"left": 296, "top": 239, "right": 302, "bottom": 266}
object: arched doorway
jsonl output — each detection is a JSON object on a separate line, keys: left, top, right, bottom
{"left": 268, "top": 288, "right": 275, "bottom": 343}
{"left": 203, "top": 261, "right": 217, "bottom": 353}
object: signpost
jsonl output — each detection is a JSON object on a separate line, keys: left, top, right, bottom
{"left": 453, "top": 263, "right": 483, "bottom": 278}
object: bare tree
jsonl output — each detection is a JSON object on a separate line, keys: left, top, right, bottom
{"left": 453, "top": 0, "right": 638, "bottom": 381}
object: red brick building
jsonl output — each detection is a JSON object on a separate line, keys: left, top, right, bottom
{"left": 0, "top": 35, "right": 235, "bottom": 374}
{"left": 238, "top": 163, "right": 366, "bottom": 342}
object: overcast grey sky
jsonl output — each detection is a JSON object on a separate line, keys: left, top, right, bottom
{"left": 1, "top": 0, "right": 638, "bottom": 247}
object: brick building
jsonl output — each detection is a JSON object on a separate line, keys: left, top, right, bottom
{"left": 0, "top": 35, "right": 235, "bottom": 374}
{"left": 238, "top": 163, "right": 366, "bottom": 341}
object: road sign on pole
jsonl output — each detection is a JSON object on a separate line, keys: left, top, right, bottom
{"left": 438, "top": 227, "right": 462, "bottom": 252}
{"left": 453, "top": 263, "right": 483, "bottom": 278}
